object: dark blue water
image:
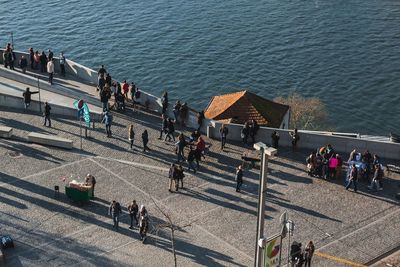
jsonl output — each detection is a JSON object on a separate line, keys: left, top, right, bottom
{"left": 1, "top": 0, "right": 400, "bottom": 135}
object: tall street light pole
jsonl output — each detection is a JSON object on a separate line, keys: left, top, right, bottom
{"left": 254, "top": 142, "right": 277, "bottom": 267}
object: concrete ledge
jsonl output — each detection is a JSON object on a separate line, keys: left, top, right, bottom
{"left": 0, "top": 126, "right": 13, "bottom": 138}
{"left": 28, "top": 132, "right": 73, "bottom": 149}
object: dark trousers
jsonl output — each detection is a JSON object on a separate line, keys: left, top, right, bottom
{"left": 44, "top": 115, "right": 51, "bottom": 127}
{"left": 106, "top": 124, "right": 112, "bottom": 137}
{"left": 345, "top": 179, "right": 358, "bottom": 192}
{"left": 143, "top": 140, "right": 149, "bottom": 151}
{"left": 165, "top": 132, "right": 175, "bottom": 141}
{"left": 236, "top": 180, "right": 243, "bottom": 192}
{"left": 112, "top": 214, "right": 119, "bottom": 230}
{"left": 129, "top": 213, "right": 138, "bottom": 227}
{"left": 49, "top": 72, "right": 53, "bottom": 84}
{"left": 159, "top": 129, "right": 165, "bottom": 139}
{"left": 221, "top": 137, "right": 226, "bottom": 149}
{"left": 60, "top": 64, "right": 65, "bottom": 76}
{"left": 304, "top": 257, "right": 312, "bottom": 267}
{"left": 40, "top": 63, "right": 46, "bottom": 73}
{"left": 130, "top": 140, "right": 134, "bottom": 149}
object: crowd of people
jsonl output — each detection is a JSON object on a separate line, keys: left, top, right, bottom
{"left": 306, "top": 144, "right": 384, "bottom": 193}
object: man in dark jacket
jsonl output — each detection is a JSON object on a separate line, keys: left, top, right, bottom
{"left": 43, "top": 102, "right": 51, "bottom": 127}
{"left": 236, "top": 165, "right": 243, "bottom": 192}
{"left": 158, "top": 114, "right": 168, "bottom": 140}
{"left": 109, "top": 200, "right": 122, "bottom": 231}
{"left": 22, "top": 87, "right": 39, "bottom": 109}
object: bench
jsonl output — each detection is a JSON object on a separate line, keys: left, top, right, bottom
{"left": 0, "top": 126, "right": 13, "bottom": 138}
{"left": 386, "top": 164, "right": 400, "bottom": 176}
{"left": 27, "top": 132, "right": 73, "bottom": 149}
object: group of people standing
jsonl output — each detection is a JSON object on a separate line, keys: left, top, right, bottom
{"left": 97, "top": 65, "right": 141, "bottom": 113}
{"left": 109, "top": 200, "right": 149, "bottom": 241}
{"left": 127, "top": 124, "right": 150, "bottom": 152}
{"left": 240, "top": 120, "right": 260, "bottom": 145}
{"left": 306, "top": 144, "right": 343, "bottom": 180}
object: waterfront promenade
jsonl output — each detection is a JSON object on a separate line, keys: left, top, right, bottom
{"left": 0, "top": 65, "right": 399, "bottom": 266}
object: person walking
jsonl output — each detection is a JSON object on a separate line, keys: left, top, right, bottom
{"left": 127, "top": 200, "right": 139, "bottom": 229}
{"left": 219, "top": 124, "right": 229, "bottom": 150}
{"left": 176, "top": 133, "right": 186, "bottom": 163}
{"left": 59, "top": 52, "right": 66, "bottom": 77}
{"left": 304, "top": 241, "right": 315, "bottom": 267}
{"left": 164, "top": 118, "right": 176, "bottom": 142}
{"left": 168, "top": 164, "right": 176, "bottom": 192}
{"left": 128, "top": 124, "right": 135, "bottom": 150}
{"left": 158, "top": 114, "right": 168, "bottom": 140}
{"left": 235, "top": 165, "right": 243, "bottom": 192}
{"left": 290, "top": 128, "right": 300, "bottom": 152}
{"left": 175, "top": 165, "right": 185, "bottom": 191}
{"left": 43, "top": 102, "right": 51, "bottom": 127}
{"left": 187, "top": 146, "right": 197, "bottom": 173}
{"left": 102, "top": 111, "right": 113, "bottom": 137}
{"left": 345, "top": 163, "right": 358, "bottom": 192}
{"left": 47, "top": 58, "right": 55, "bottom": 85}
{"left": 109, "top": 200, "right": 122, "bottom": 231}
{"left": 138, "top": 205, "right": 149, "bottom": 242}
{"left": 271, "top": 131, "right": 280, "bottom": 149}
{"left": 19, "top": 55, "right": 28, "bottom": 74}
{"left": 142, "top": 129, "right": 150, "bottom": 152}
{"left": 22, "top": 87, "right": 39, "bottom": 109}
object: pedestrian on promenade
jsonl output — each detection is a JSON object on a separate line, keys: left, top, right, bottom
{"left": 85, "top": 174, "right": 96, "bottom": 198}
{"left": 173, "top": 100, "right": 181, "bottom": 123}
{"left": 249, "top": 119, "right": 259, "bottom": 144}
{"left": 368, "top": 164, "right": 383, "bottom": 192}
{"left": 34, "top": 51, "right": 40, "bottom": 70}
{"left": 122, "top": 80, "right": 129, "bottom": 99}
{"left": 39, "top": 51, "right": 47, "bottom": 73}
{"left": 138, "top": 205, "right": 149, "bottom": 242}
{"left": 2, "top": 48, "right": 10, "bottom": 68}
{"left": 127, "top": 200, "right": 139, "bottom": 229}
{"left": 187, "top": 146, "right": 197, "bottom": 173}
{"left": 29, "top": 48, "right": 35, "bottom": 69}
{"left": 235, "top": 165, "right": 243, "bottom": 192}
{"left": 128, "top": 124, "right": 135, "bottom": 150}
{"left": 130, "top": 82, "right": 136, "bottom": 110}
{"left": 142, "top": 129, "right": 150, "bottom": 152}
{"left": 109, "top": 200, "right": 122, "bottom": 231}
{"left": 59, "top": 52, "right": 66, "bottom": 77}
{"left": 161, "top": 91, "right": 168, "bottom": 114}
{"left": 304, "top": 241, "right": 315, "bottom": 267}
{"left": 22, "top": 87, "right": 39, "bottom": 109}
{"left": 9, "top": 49, "right": 16, "bottom": 70}
{"left": 179, "top": 102, "right": 188, "bottom": 126}
{"left": 98, "top": 74, "right": 105, "bottom": 92}
{"left": 176, "top": 133, "right": 186, "bottom": 163}
{"left": 271, "top": 131, "right": 280, "bottom": 149}
{"left": 133, "top": 85, "right": 141, "bottom": 111}
{"left": 241, "top": 122, "right": 250, "bottom": 145}
{"left": 102, "top": 111, "right": 113, "bottom": 137}
{"left": 290, "top": 128, "right": 300, "bottom": 152}
{"left": 335, "top": 154, "right": 343, "bottom": 179}
{"left": 165, "top": 118, "right": 176, "bottom": 142}
{"left": 168, "top": 163, "right": 176, "bottom": 192}
{"left": 105, "top": 73, "right": 112, "bottom": 88}
{"left": 47, "top": 58, "right": 55, "bottom": 85}
{"left": 219, "top": 124, "right": 229, "bottom": 150}
{"left": 19, "top": 56, "right": 28, "bottom": 74}
{"left": 345, "top": 163, "right": 358, "bottom": 192}
{"left": 159, "top": 114, "right": 168, "bottom": 140}
{"left": 197, "top": 110, "right": 205, "bottom": 131}
{"left": 48, "top": 49, "right": 53, "bottom": 61}
{"left": 43, "top": 102, "right": 51, "bottom": 127}
{"left": 98, "top": 65, "right": 107, "bottom": 78}
{"left": 175, "top": 164, "right": 185, "bottom": 191}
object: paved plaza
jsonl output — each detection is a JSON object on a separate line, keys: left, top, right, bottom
{"left": 0, "top": 107, "right": 399, "bottom": 266}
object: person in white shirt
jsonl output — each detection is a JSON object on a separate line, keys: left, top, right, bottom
{"left": 47, "top": 58, "right": 55, "bottom": 85}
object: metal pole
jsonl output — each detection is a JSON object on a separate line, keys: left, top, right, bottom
{"left": 287, "top": 223, "right": 291, "bottom": 267}
{"left": 37, "top": 77, "right": 42, "bottom": 113}
{"left": 11, "top": 32, "right": 14, "bottom": 49}
{"left": 255, "top": 148, "right": 268, "bottom": 267}
{"left": 80, "top": 118, "right": 83, "bottom": 150}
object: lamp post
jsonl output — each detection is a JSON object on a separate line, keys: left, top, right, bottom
{"left": 254, "top": 142, "right": 277, "bottom": 267}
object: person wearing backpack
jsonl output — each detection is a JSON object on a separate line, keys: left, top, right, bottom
{"left": 219, "top": 124, "right": 229, "bottom": 150}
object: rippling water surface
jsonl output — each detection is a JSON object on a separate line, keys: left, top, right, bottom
{"left": 1, "top": 0, "right": 399, "bottom": 135}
